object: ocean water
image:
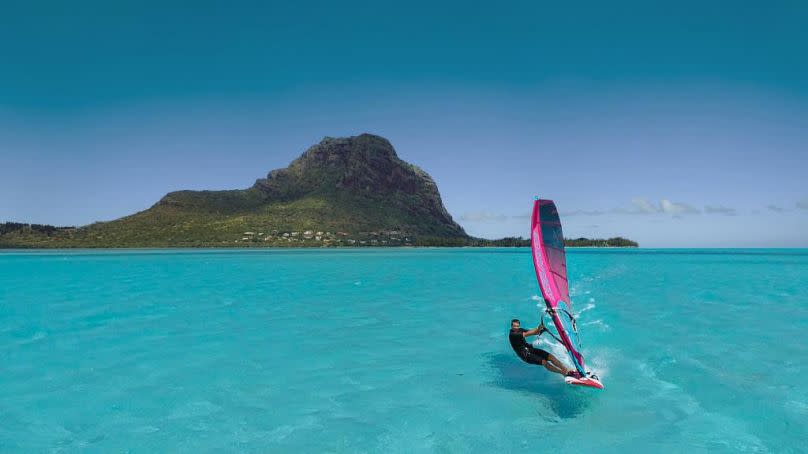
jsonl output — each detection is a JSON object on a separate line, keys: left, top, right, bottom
{"left": 1, "top": 248, "right": 806, "bottom": 453}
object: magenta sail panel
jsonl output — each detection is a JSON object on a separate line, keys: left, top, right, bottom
{"left": 530, "top": 199, "right": 570, "bottom": 306}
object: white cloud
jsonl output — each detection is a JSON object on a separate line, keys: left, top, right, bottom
{"left": 613, "top": 197, "right": 657, "bottom": 214}
{"left": 460, "top": 211, "right": 508, "bottom": 222}
{"left": 613, "top": 198, "right": 700, "bottom": 216}
{"left": 704, "top": 205, "right": 737, "bottom": 216}
{"left": 661, "top": 199, "right": 701, "bottom": 215}
{"left": 631, "top": 197, "right": 659, "bottom": 214}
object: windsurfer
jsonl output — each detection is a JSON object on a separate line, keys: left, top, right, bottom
{"left": 508, "top": 318, "right": 577, "bottom": 377}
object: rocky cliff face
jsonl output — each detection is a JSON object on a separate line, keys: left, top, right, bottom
{"left": 251, "top": 134, "right": 465, "bottom": 236}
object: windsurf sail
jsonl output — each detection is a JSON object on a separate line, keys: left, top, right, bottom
{"left": 530, "top": 198, "right": 588, "bottom": 378}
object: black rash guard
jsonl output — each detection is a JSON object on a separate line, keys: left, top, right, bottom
{"left": 509, "top": 328, "right": 530, "bottom": 352}
{"left": 509, "top": 327, "right": 549, "bottom": 364}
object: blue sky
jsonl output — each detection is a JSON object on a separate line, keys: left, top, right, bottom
{"left": 1, "top": 0, "right": 807, "bottom": 246}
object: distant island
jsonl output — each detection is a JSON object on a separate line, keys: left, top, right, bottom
{"left": 0, "top": 134, "right": 637, "bottom": 249}
{"left": 467, "top": 236, "right": 638, "bottom": 248}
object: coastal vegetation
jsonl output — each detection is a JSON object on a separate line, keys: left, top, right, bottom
{"left": 0, "top": 222, "right": 637, "bottom": 248}
{"left": 565, "top": 237, "right": 638, "bottom": 247}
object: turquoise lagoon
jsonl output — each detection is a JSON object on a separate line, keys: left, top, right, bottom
{"left": 1, "top": 248, "right": 806, "bottom": 452}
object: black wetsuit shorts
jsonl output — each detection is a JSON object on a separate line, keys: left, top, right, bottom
{"left": 520, "top": 347, "right": 550, "bottom": 365}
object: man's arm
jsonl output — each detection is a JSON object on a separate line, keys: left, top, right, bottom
{"left": 522, "top": 322, "right": 546, "bottom": 338}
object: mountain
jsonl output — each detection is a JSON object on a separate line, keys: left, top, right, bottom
{"left": 0, "top": 134, "right": 469, "bottom": 247}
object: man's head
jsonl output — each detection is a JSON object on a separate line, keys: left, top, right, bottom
{"left": 511, "top": 318, "right": 520, "bottom": 329}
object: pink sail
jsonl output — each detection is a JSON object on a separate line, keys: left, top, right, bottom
{"left": 530, "top": 198, "right": 593, "bottom": 383}
{"left": 531, "top": 199, "right": 570, "bottom": 304}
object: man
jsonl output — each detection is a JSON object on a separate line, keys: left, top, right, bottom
{"left": 508, "top": 318, "right": 577, "bottom": 377}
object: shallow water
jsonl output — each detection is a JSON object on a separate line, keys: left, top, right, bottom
{"left": 1, "top": 248, "right": 806, "bottom": 452}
